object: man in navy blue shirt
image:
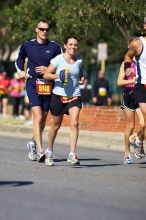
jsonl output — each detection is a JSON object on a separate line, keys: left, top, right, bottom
{"left": 91, "top": 70, "right": 110, "bottom": 106}
{"left": 15, "top": 19, "right": 62, "bottom": 162}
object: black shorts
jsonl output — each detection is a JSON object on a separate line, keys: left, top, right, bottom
{"left": 50, "top": 94, "right": 82, "bottom": 116}
{"left": 132, "top": 84, "right": 146, "bottom": 103}
{"left": 0, "top": 94, "right": 9, "bottom": 101}
{"left": 121, "top": 90, "right": 139, "bottom": 111}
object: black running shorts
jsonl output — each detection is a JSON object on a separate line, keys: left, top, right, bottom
{"left": 121, "top": 89, "right": 139, "bottom": 111}
{"left": 50, "top": 93, "right": 82, "bottom": 116}
{"left": 132, "top": 83, "right": 146, "bottom": 103}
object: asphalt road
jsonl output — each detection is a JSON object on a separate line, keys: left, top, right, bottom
{"left": 0, "top": 133, "right": 146, "bottom": 220}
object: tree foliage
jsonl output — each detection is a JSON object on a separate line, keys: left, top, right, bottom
{"left": 1, "top": 0, "right": 146, "bottom": 68}
{"left": 4, "top": 0, "right": 56, "bottom": 42}
{"left": 0, "top": 0, "right": 21, "bottom": 61}
{"left": 102, "top": 0, "right": 146, "bottom": 40}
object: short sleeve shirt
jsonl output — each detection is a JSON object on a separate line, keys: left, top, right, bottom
{"left": 50, "top": 54, "right": 82, "bottom": 96}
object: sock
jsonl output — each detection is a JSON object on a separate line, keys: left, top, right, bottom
{"left": 135, "top": 137, "right": 142, "bottom": 146}
{"left": 47, "top": 148, "right": 53, "bottom": 154}
{"left": 69, "top": 152, "right": 75, "bottom": 156}
{"left": 31, "top": 138, "right": 36, "bottom": 144}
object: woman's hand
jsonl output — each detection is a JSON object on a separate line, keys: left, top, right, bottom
{"left": 79, "top": 76, "right": 86, "bottom": 85}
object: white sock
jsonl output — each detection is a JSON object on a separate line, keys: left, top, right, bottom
{"left": 46, "top": 148, "right": 53, "bottom": 154}
{"left": 69, "top": 152, "right": 75, "bottom": 156}
{"left": 135, "top": 137, "right": 142, "bottom": 146}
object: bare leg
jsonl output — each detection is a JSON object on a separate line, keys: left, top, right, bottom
{"left": 48, "top": 115, "right": 63, "bottom": 150}
{"left": 30, "top": 110, "right": 48, "bottom": 140}
{"left": 136, "top": 108, "right": 145, "bottom": 142}
{"left": 123, "top": 109, "right": 135, "bottom": 155}
{"left": 68, "top": 106, "right": 80, "bottom": 153}
{"left": 138, "top": 103, "right": 146, "bottom": 141}
{"left": 2, "top": 97, "right": 8, "bottom": 117}
{"left": 41, "top": 111, "right": 48, "bottom": 132}
{"left": 31, "top": 106, "right": 43, "bottom": 152}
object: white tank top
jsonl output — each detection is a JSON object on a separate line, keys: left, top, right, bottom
{"left": 136, "top": 36, "right": 146, "bottom": 84}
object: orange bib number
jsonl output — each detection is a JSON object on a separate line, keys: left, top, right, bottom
{"left": 36, "top": 79, "right": 52, "bottom": 95}
{"left": 60, "top": 96, "right": 78, "bottom": 103}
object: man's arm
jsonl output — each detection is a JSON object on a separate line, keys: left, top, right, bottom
{"left": 15, "top": 44, "right": 27, "bottom": 78}
{"left": 124, "top": 38, "right": 141, "bottom": 75}
{"left": 91, "top": 81, "right": 98, "bottom": 104}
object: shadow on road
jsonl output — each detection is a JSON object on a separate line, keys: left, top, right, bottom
{"left": 70, "top": 163, "right": 121, "bottom": 168}
{"left": 53, "top": 157, "right": 121, "bottom": 168}
{"left": 0, "top": 181, "right": 34, "bottom": 187}
{"left": 54, "top": 158, "right": 101, "bottom": 162}
{"left": 137, "top": 161, "right": 146, "bottom": 168}
{"left": 138, "top": 161, "right": 146, "bottom": 164}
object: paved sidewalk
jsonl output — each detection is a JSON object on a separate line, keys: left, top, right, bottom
{"left": 0, "top": 116, "right": 125, "bottom": 152}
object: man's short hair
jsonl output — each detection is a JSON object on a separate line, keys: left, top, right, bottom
{"left": 37, "top": 19, "right": 49, "bottom": 26}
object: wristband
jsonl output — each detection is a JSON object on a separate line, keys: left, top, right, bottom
{"left": 124, "top": 62, "right": 131, "bottom": 71}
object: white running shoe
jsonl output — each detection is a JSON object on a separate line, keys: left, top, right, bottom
{"left": 67, "top": 153, "right": 80, "bottom": 165}
{"left": 27, "top": 140, "right": 37, "bottom": 161}
{"left": 129, "top": 135, "right": 145, "bottom": 159}
{"left": 45, "top": 149, "right": 54, "bottom": 166}
{"left": 124, "top": 153, "right": 132, "bottom": 164}
{"left": 133, "top": 144, "right": 145, "bottom": 159}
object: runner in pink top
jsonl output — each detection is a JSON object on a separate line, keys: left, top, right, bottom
{"left": 117, "top": 58, "right": 145, "bottom": 164}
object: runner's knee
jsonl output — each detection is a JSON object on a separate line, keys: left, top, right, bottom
{"left": 70, "top": 119, "right": 78, "bottom": 128}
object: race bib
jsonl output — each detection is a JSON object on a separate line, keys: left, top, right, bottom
{"left": 60, "top": 96, "right": 78, "bottom": 103}
{"left": 36, "top": 79, "right": 52, "bottom": 95}
{"left": 98, "top": 87, "right": 107, "bottom": 96}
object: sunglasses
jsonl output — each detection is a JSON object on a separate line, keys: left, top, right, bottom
{"left": 38, "top": 27, "right": 49, "bottom": 32}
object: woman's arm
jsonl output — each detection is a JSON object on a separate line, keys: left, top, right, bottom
{"left": 117, "top": 62, "right": 135, "bottom": 86}
{"left": 43, "top": 64, "right": 59, "bottom": 80}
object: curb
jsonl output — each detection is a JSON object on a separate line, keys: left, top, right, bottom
{"left": 0, "top": 124, "right": 125, "bottom": 152}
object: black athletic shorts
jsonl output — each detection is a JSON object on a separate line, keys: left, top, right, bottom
{"left": 0, "top": 94, "right": 9, "bottom": 101}
{"left": 121, "top": 89, "right": 139, "bottom": 111}
{"left": 132, "top": 83, "right": 146, "bottom": 103}
{"left": 50, "top": 93, "right": 82, "bottom": 116}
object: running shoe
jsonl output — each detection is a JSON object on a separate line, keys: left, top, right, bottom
{"left": 140, "top": 146, "right": 145, "bottom": 158}
{"left": 27, "top": 140, "right": 37, "bottom": 161}
{"left": 129, "top": 135, "right": 145, "bottom": 159}
{"left": 124, "top": 153, "right": 132, "bottom": 164}
{"left": 45, "top": 149, "right": 54, "bottom": 166}
{"left": 67, "top": 153, "right": 80, "bottom": 165}
{"left": 133, "top": 144, "right": 145, "bottom": 159}
{"left": 37, "top": 151, "right": 46, "bottom": 162}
